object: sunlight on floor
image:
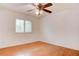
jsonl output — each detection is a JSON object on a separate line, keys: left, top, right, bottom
{"left": 16, "top": 52, "right": 32, "bottom": 56}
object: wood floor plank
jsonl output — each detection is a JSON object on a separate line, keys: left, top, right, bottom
{"left": 0, "top": 41, "right": 79, "bottom": 56}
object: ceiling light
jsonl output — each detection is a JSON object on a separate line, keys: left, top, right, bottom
{"left": 35, "top": 9, "right": 43, "bottom": 15}
{"left": 35, "top": 9, "right": 40, "bottom": 15}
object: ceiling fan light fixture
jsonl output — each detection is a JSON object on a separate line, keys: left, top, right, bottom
{"left": 35, "top": 10, "right": 40, "bottom": 15}
{"left": 35, "top": 9, "right": 43, "bottom": 15}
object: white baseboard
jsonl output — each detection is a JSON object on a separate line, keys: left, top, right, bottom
{"left": 40, "top": 40, "right": 79, "bottom": 51}
{"left": 0, "top": 40, "right": 39, "bottom": 49}
{"left": 0, "top": 39, "right": 79, "bottom": 51}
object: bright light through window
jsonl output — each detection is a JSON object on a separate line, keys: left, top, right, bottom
{"left": 16, "top": 19, "right": 32, "bottom": 33}
{"left": 16, "top": 19, "right": 24, "bottom": 32}
{"left": 25, "top": 21, "right": 32, "bottom": 32}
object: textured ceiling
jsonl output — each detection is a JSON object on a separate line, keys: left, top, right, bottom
{"left": 0, "top": 3, "right": 79, "bottom": 18}
{"left": 0, "top": 3, "right": 53, "bottom": 18}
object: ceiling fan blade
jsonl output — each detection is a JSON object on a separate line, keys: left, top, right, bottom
{"left": 43, "top": 9, "right": 52, "bottom": 13}
{"left": 27, "top": 9, "right": 34, "bottom": 12}
{"left": 43, "top": 3, "right": 53, "bottom": 8}
{"left": 32, "top": 3, "right": 36, "bottom": 6}
{"left": 32, "top": 3, "right": 39, "bottom": 9}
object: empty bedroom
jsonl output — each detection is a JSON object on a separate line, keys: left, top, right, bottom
{"left": 0, "top": 3, "right": 79, "bottom": 56}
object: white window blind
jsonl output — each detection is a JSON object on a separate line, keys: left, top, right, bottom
{"left": 25, "top": 21, "right": 32, "bottom": 32}
{"left": 16, "top": 19, "right": 32, "bottom": 33}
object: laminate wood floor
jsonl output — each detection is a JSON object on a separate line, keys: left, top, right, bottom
{"left": 0, "top": 41, "right": 79, "bottom": 56}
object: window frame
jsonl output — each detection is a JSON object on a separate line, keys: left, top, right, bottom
{"left": 16, "top": 18, "right": 32, "bottom": 33}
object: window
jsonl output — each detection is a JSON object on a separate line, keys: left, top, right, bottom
{"left": 25, "top": 21, "right": 32, "bottom": 32}
{"left": 16, "top": 19, "right": 32, "bottom": 33}
{"left": 16, "top": 19, "right": 24, "bottom": 32}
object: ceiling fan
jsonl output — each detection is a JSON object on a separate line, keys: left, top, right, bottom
{"left": 33, "top": 3, "right": 53, "bottom": 15}
{"left": 27, "top": 3, "right": 53, "bottom": 15}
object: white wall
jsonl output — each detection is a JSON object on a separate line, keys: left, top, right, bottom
{"left": 0, "top": 8, "right": 40, "bottom": 48}
{"left": 40, "top": 3, "right": 79, "bottom": 50}
{"left": 0, "top": 3, "right": 79, "bottom": 50}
